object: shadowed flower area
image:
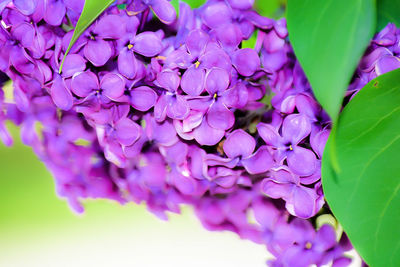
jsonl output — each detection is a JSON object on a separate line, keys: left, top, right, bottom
{"left": 0, "top": 0, "right": 395, "bottom": 266}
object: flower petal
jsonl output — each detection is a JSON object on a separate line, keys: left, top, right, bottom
{"left": 13, "top": 0, "right": 37, "bottom": 15}
{"left": 84, "top": 39, "right": 112, "bottom": 67}
{"left": 185, "top": 29, "right": 209, "bottom": 58}
{"left": 206, "top": 101, "right": 234, "bottom": 130}
{"left": 223, "top": 129, "right": 255, "bottom": 159}
{"left": 50, "top": 74, "right": 73, "bottom": 110}
{"left": 282, "top": 114, "right": 311, "bottom": 145}
{"left": 310, "top": 128, "right": 330, "bottom": 158}
{"left": 295, "top": 93, "right": 319, "bottom": 119}
{"left": 199, "top": 49, "right": 232, "bottom": 71}
{"left": 100, "top": 73, "right": 125, "bottom": 101}
{"left": 151, "top": 119, "right": 178, "bottom": 146}
{"left": 167, "top": 94, "right": 189, "bottom": 120}
{"left": 181, "top": 66, "right": 205, "bottom": 96}
{"left": 242, "top": 146, "right": 274, "bottom": 174}
{"left": 133, "top": 32, "right": 162, "bottom": 57}
{"left": 314, "top": 224, "right": 337, "bottom": 252}
{"left": 263, "top": 29, "right": 285, "bottom": 53}
{"left": 193, "top": 119, "right": 224, "bottom": 146}
{"left": 261, "top": 49, "right": 287, "bottom": 72}
{"left": 201, "top": 2, "right": 231, "bottom": 29}
{"left": 62, "top": 54, "right": 86, "bottom": 77}
{"left": 287, "top": 146, "right": 317, "bottom": 177}
{"left": 261, "top": 179, "right": 293, "bottom": 200}
{"left": 154, "top": 94, "right": 168, "bottom": 122}
{"left": 96, "top": 15, "right": 125, "bottom": 39}
{"left": 71, "top": 71, "right": 98, "bottom": 97}
{"left": 131, "top": 86, "right": 157, "bottom": 111}
{"left": 170, "top": 167, "right": 197, "bottom": 195}
{"left": 162, "top": 141, "right": 188, "bottom": 165}
{"left": 11, "top": 22, "right": 34, "bottom": 48}
{"left": 150, "top": 0, "right": 176, "bottom": 24}
{"left": 205, "top": 67, "right": 230, "bottom": 95}
{"left": 115, "top": 118, "right": 141, "bottom": 146}
{"left": 215, "top": 23, "right": 242, "bottom": 49}
{"left": 286, "top": 186, "right": 317, "bottom": 219}
{"left": 182, "top": 110, "right": 204, "bottom": 132}
{"left": 118, "top": 48, "right": 138, "bottom": 79}
{"left": 10, "top": 46, "right": 35, "bottom": 74}
{"left": 232, "top": 48, "right": 260, "bottom": 76}
{"left": 222, "top": 83, "right": 248, "bottom": 109}
{"left": 376, "top": 55, "right": 400, "bottom": 75}
{"left": 270, "top": 167, "right": 299, "bottom": 184}
{"left": 227, "top": 0, "right": 254, "bottom": 10}
{"left": 257, "top": 122, "right": 281, "bottom": 146}
{"left": 44, "top": 0, "right": 66, "bottom": 26}
{"left": 156, "top": 70, "right": 180, "bottom": 92}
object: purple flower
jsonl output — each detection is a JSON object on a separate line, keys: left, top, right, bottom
{"left": 223, "top": 129, "right": 274, "bottom": 174}
{"left": 165, "top": 29, "right": 232, "bottom": 73}
{"left": 257, "top": 114, "right": 317, "bottom": 176}
{"left": 68, "top": 14, "right": 126, "bottom": 66}
{"left": 154, "top": 70, "right": 189, "bottom": 121}
{"left": 143, "top": 114, "right": 178, "bottom": 146}
{"left": 117, "top": 29, "right": 163, "bottom": 79}
{"left": 100, "top": 115, "right": 142, "bottom": 167}
{"left": 275, "top": 220, "right": 337, "bottom": 267}
{"left": 231, "top": 48, "right": 260, "bottom": 76}
{"left": 71, "top": 71, "right": 125, "bottom": 119}
{"left": 261, "top": 167, "right": 323, "bottom": 218}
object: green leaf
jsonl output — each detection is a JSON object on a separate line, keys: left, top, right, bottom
{"left": 287, "top": 0, "right": 376, "bottom": 122}
{"left": 59, "top": 0, "right": 115, "bottom": 73}
{"left": 377, "top": 0, "right": 400, "bottom": 31}
{"left": 322, "top": 68, "right": 400, "bottom": 267}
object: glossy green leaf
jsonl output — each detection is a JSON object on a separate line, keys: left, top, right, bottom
{"left": 59, "top": 0, "right": 114, "bottom": 73}
{"left": 377, "top": 0, "right": 400, "bottom": 31}
{"left": 322, "top": 68, "right": 400, "bottom": 266}
{"left": 287, "top": 0, "right": 376, "bottom": 122}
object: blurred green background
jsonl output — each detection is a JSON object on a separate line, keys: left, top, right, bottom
{"left": 0, "top": 123, "right": 269, "bottom": 267}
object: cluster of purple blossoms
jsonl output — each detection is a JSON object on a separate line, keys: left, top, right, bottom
{"left": 1, "top": 0, "right": 395, "bottom": 266}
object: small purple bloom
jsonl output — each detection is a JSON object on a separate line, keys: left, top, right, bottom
{"left": 71, "top": 71, "right": 125, "bottom": 109}
{"left": 257, "top": 114, "right": 317, "bottom": 176}
{"left": 261, "top": 167, "right": 323, "bottom": 218}
{"left": 223, "top": 129, "right": 274, "bottom": 174}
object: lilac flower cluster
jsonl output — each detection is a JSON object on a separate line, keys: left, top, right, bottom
{"left": 2, "top": 0, "right": 392, "bottom": 265}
